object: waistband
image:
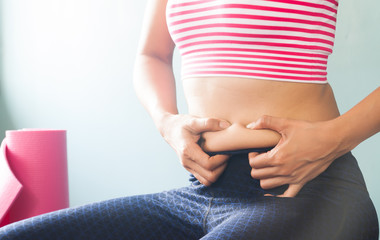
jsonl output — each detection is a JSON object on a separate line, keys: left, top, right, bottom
{"left": 206, "top": 147, "right": 274, "bottom": 156}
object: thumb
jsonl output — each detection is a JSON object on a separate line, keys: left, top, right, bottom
{"left": 185, "top": 117, "right": 231, "bottom": 134}
{"left": 246, "top": 115, "right": 287, "bottom": 133}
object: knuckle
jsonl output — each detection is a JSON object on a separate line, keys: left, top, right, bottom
{"left": 272, "top": 154, "right": 285, "bottom": 166}
{"left": 294, "top": 175, "right": 303, "bottom": 184}
{"left": 202, "top": 180, "right": 212, "bottom": 187}
{"left": 266, "top": 155, "right": 277, "bottom": 166}
{"left": 179, "top": 148, "right": 186, "bottom": 157}
{"left": 248, "top": 157, "right": 255, "bottom": 167}
{"left": 188, "top": 120, "right": 197, "bottom": 129}
{"left": 179, "top": 152, "right": 187, "bottom": 161}
{"left": 260, "top": 180, "right": 270, "bottom": 190}
{"left": 179, "top": 158, "right": 186, "bottom": 167}
{"left": 289, "top": 171, "right": 297, "bottom": 179}
{"left": 208, "top": 176, "right": 218, "bottom": 184}
{"left": 180, "top": 144, "right": 192, "bottom": 157}
{"left": 180, "top": 158, "right": 190, "bottom": 168}
{"left": 203, "top": 160, "right": 214, "bottom": 171}
{"left": 184, "top": 118, "right": 197, "bottom": 129}
{"left": 203, "top": 118, "right": 213, "bottom": 128}
{"left": 205, "top": 171, "right": 218, "bottom": 184}
{"left": 279, "top": 167, "right": 292, "bottom": 176}
{"left": 204, "top": 118, "right": 219, "bottom": 130}
{"left": 198, "top": 176, "right": 211, "bottom": 186}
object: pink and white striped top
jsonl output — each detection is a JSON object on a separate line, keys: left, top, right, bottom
{"left": 166, "top": 0, "right": 338, "bottom": 83}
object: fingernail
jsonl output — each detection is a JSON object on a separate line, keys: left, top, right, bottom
{"left": 219, "top": 121, "right": 231, "bottom": 129}
{"left": 264, "top": 193, "right": 275, "bottom": 197}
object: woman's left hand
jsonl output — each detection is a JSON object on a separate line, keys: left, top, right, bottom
{"left": 247, "top": 115, "right": 348, "bottom": 198}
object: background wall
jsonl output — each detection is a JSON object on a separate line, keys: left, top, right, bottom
{"left": 0, "top": 0, "right": 379, "bottom": 220}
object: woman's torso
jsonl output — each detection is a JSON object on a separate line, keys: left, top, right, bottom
{"left": 183, "top": 77, "right": 340, "bottom": 152}
{"left": 166, "top": 0, "right": 340, "bottom": 152}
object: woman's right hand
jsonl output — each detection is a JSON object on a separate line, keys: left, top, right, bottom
{"left": 160, "top": 113, "right": 231, "bottom": 186}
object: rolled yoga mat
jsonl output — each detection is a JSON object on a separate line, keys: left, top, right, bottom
{"left": 0, "top": 129, "right": 69, "bottom": 227}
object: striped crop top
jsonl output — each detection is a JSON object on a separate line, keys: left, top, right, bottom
{"left": 166, "top": 0, "right": 339, "bottom": 83}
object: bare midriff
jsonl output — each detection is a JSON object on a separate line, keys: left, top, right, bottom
{"left": 182, "top": 77, "right": 341, "bottom": 153}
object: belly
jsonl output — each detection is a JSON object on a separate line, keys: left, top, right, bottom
{"left": 183, "top": 77, "right": 340, "bottom": 153}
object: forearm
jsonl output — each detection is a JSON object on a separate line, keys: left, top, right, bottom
{"left": 133, "top": 54, "right": 178, "bottom": 133}
{"left": 333, "top": 87, "right": 380, "bottom": 152}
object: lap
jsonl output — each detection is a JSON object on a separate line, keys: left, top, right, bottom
{"left": 1, "top": 152, "right": 378, "bottom": 239}
{"left": 1, "top": 189, "right": 377, "bottom": 240}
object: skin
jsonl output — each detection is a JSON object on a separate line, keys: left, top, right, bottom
{"left": 134, "top": 0, "right": 380, "bottom": 197}
{"left": 246, "top": 88, "right": 380, "bottom": 197}
{"left": 185, "top": 77, "right": 340, "bottom": 153}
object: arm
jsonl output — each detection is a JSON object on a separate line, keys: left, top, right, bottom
{"left": 133, "top": 0, "right": 230, "bottom": 186}
{"left": 133, "top": 0, "right": 177, "bottom": 126}
{"left": 334, "top": 87, "right": 380, "bottom": 151}
{"left": 246, "top": 87, "right": 380, "bottom": 197}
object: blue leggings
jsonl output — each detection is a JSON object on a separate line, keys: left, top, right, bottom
{"left": 0, "top": 152, "right": 378, "bottom": 239}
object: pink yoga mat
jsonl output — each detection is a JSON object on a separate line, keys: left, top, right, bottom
{"left": 0, "top": 129, "right": 69, "bottom": 227}
{"left": 0, "top": 139, "right": 23, "bottom": 226}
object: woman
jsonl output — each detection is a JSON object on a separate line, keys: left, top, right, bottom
{"left": 134, "top": 0, "right": 379, "bottom": 238}
{"left": 0, "top": 0, "right": 378, "bottom": 239}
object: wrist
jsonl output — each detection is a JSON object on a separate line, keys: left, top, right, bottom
{"left": 327, "top": 116, "right": 357, "bottom": 154}
{"left": 153, "top": 111, "right": 177, "bottom": 137}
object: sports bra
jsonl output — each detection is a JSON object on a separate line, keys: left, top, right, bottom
{"left": 166, "top": 0, "right": 338, "bottom": 83}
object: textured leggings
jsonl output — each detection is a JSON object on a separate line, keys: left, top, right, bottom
{"left": 0, "top": 152, "right": 378, "bottom": 240}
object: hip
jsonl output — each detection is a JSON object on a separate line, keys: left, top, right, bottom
{"left": 190, "top": 151, "right": 371, "bottom": 203}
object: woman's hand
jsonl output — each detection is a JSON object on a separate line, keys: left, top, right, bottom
{"left": 161, "top": 113, "right": 231, "bottom": 186}
{"left": 246, "top": 115, "right": 348, "bottom": 197}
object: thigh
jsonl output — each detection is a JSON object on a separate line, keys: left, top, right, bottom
{"left": 203, "top": 197, "right": 378, "bottom": 240}
{"left": 0, "top": 189, "right": 205, "bottom": 240}
{"left": 202, "top": 152, "right": 378, "bottom": 240}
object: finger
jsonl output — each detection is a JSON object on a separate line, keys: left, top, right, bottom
{"left": 260, "top": 176, "right": 291, "bottom": 190}
{"left": 246, "top": 115, "right": 287, "bottom": 133}
{"left": 185, "top": 158, "right": 228, "bottom": 186}
{"left": 251, "top": 166, "right": 281, "bottom": 179}
{"left": 185, "top": 117, "right": 230, "bottom": 134}
{"left": 206, "top": 154, "right": 230, "bottom": 170}
{"left": 276, "top": 184, "right": 304, "bottom": 198}
{"left": 191, "top": 143, "right": 229, "bottom": 170}
{"left": 182, "top": 142, "right": 229, "bottom": 185}
{"left": 249, "top": 150, "right": 276, "bottom": 169}
{"left": 186, "top": 169, "right": 210, "bottom": 186}
{"left": 248, "top": 152, "right": 260, "bottom": 167}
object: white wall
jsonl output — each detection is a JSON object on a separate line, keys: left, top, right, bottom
{"left": 0, "top": 0, "right": 379, "bottom": 220}
{"left": 0, "top": 0, "right": 188, "bottom": 207}
{"left": 328, "top": 0, "right": 380, "bottom": 219}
